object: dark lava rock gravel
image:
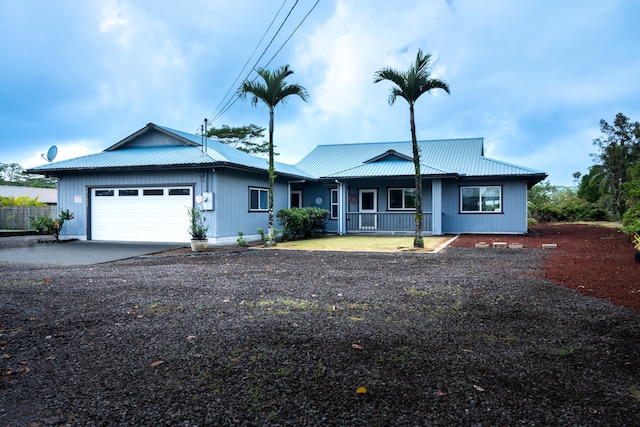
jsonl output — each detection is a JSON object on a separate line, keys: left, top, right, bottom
{"left": 1, "top": 247, "right": 639, "bottom": 426}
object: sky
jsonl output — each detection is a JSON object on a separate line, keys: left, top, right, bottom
{"left": 1, "top": 0, "right": 639, "bottom": 186}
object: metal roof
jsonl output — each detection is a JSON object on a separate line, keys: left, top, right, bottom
{"left": 27, "top": 123, "right": 313, "bottom": 178}
{"left": 295, "top": 138, "right": 546, "bottom": 179}
{"left": 26, "top": 124, "right": 545, "bottom": 183}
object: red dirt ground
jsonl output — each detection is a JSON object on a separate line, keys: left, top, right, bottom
{"left": 449, "top": 223, "right": 640, "bottom": 313}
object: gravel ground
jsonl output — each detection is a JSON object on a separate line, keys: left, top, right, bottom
{"left": 1, "top": 242, "right": 639, "bottom": 426}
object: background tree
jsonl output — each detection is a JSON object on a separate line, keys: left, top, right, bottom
{"left": 374, "top": 49, "right": 450, "bottom": 248}
{"left": 238, "top": 65, "right": 309, "bottom": 246}
{"left": 589, "top": 113, "right": 640, "bottom": 218}
{"left": 206, "top": 124, "right": 269, "bottom": 156}
{"left": 0, "top": 162, "right": 57, "bottom": 188}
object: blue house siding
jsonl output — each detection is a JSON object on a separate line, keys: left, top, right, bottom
{"left": 28, "top": 123, "right": 546, "bottom": 242}
{"left": 441, "top": 179, "right": 529, "bottom": 234}
{"left": 215, "top": 169, "right": 291, "bottom": 243}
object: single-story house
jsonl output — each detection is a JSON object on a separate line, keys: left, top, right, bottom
{"left": 27, "top": 123, "right": 546, "bottom": 243}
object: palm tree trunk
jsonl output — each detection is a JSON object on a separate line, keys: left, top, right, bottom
{"left": 267, "top": 109, "right": 276, "bottom": 246}
{"left": 410, "top": 104, "right": 424, "bottom": 248}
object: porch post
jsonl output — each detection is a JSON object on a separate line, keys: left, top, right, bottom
{"left": 432, "top": 179, "right": 443, "bottom": 235}
{"left": 337, "top": 181, "right": 345, "bottom": 235}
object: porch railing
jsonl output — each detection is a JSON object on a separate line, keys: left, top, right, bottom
{"left": 345, "top": 211, "right": 432, "bottom": 233}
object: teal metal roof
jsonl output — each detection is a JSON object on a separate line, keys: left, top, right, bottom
{"left": 28, "top": 123, "right": 313, "bottom": 178}
{"left": 27, "top": 124, "right": 545, "bottom": 183}
{"left": 295, "top": 138, "right": 546, "bottom": 179}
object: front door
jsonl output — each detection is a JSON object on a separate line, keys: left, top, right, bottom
{"left": 359, "top": 189, "right": 377, "bottom": 229}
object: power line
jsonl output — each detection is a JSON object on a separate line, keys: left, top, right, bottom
{"left": 208, "top": 0, "right": 320, "bottom": 126}
{"left": 205, "top": 0, "right": 290, "bottom": 128}
{"left": 208, "top": 0, "right": 301, "bottom": 126}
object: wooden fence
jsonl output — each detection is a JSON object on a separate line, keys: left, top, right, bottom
{"left": 0, "top": 206, "right": 57, "bottom": 230}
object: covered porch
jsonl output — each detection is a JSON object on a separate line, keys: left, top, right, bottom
{"left": 344, "top": 211, "right": 433, "bottom": 235}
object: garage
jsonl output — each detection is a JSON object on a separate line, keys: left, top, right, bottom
{"left": 90, "top": 187, "right": 193, "bottom": 242}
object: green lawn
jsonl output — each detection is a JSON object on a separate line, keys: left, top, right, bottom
{"left": 272, "top": 235, "right": 453, "bottom": 252}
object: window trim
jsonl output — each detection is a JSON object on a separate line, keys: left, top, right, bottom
{"left": 387, "top": 188, "right": 416, "bottom": 211}
{"left": 330, "top": 188, "right": 339, "bottom": 219}
{"left": 459, "top": 185, "right": 503, "bottom": 213}
{"left": 249, "top": 187, "right": 269, "bottom": 212}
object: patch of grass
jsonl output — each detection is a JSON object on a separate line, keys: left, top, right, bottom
{"left": 629, "top": 385, "right": 640, "bottom": 402}
{"left": 559, "top": 347, "right": 576, "bottom": 357}
{"left": 1, "top": 278, "right": 42, "bottom": 287}
{"left": 465, "top": 333, "right": 519, "bottom": 344}
{"left": 272, "top": 235, "right": 450, "bottom": 252}
{"left": 274, "top": 366, "right": 291, "bottom": 378}
{"left": 313, "top": 360, "right": 326, "bottom": 379}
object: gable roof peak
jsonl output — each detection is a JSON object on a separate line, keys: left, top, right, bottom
{"left": 363, "top": 149, "right": 413, "bottom": 163}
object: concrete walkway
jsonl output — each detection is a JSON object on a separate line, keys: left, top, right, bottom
{"left": 0, "top": 237, "right": 186, "bottom": 266}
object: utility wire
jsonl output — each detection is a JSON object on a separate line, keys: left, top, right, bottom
{"left": 208, "top": 0, "right": 300, "bottom": 126}
{"left": 208, "top": 0, "right": 319, "bottom": 126}
{"left": 205, "top": 0, "right": 289, "bottom": 129}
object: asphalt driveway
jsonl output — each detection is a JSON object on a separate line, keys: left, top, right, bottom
{"left": 0, "top": 236, "right": 185, "bottom": 266}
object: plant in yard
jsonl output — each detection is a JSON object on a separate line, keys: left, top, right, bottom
{"left": 374, "top": 49, "right": 450, "bottom": 248}
{"left": 187, "top": 207, "right": 208, "bottom": 240}
{"left": 238, "top": 65, "right": 309, "bottom": 247}
{"left": 559, "top": 347, "right": 576, "bottom": 357}
{"left": 32, "top": 209, "right": 74, "bottom": 241}
{"left": 237, "top": 231, "right": 248, "bottom": 247}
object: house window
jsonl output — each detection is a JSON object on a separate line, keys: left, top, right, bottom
{"left": 94, "top": 189, "right": 114, "bottom": 197}
{"left": 249, "top": 187, "right": 269, "bottom": 211}
{"left": 388, "top": 188, "right": 416, "bottom": 210}
{"left": 169, "top": 188, "right": 190, "bottom": 196}
{"left": 460, "top": 186, "right": 502, "bottom": 213}
{"left": 119, "top": 189, "right": 138, "bottom": 196}
{"left": 143, "top": 189, "right": 164, "bottom": 196}
{"left": 330, "top": 189, "right": 338, "bottom": 219}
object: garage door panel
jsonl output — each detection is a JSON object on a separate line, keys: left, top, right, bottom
{"left": 91, "top": 187, "right": 193, "bottom": 242}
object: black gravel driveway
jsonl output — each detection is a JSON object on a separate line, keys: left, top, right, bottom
{"left": 1, "top": 247, "right": 639, "bottom": 426}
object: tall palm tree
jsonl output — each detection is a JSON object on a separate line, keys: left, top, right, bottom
{"left": 239, "top": 65, "right": 309, "bottom": 246}
{"left": 374, "top": 49, "right": 450, "bottom": 248}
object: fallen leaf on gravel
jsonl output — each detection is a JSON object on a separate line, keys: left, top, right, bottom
{"left": 42, "top": 278, "right": 51, "bottom": 283}
{"left": 46, "top": 355, "right": 56, "bottom": 360}
{"left": 462, "top": 349, "right": 474, "bottom": 353}
{"left": 436, "top": 390, "right": 447, "bottom": 397}
{"left": 150, "top": 360, "right": 164, "bottom": 367}
{"left": 356, "top": 386, "right": 367, "bottom": 394}
{"left": 351, "top": 344, "right": 363, "bottom": 350}
{"left": 1, "top": 353, "right": 10, "bottom": 359}
{"left": 473, "top": 385, "right": 485, "bottom": 392}
{"left": 187, "top": 335, "right": 196, "bottom": 340}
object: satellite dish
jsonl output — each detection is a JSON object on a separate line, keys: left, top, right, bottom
{"left": 41, "top": 145, "right": 58, "bottom": 162}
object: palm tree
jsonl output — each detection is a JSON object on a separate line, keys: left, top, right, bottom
{"left": 239, "top": 65, "right": 309, "bottom": 246}
{"left": 374, "top": 49, "right": 450, "bottom": 248}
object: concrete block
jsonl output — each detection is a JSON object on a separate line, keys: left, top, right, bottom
{"left": 492, "top": 242, "right": 508, "bottom": 248}
{"left": 475, "top": 242, "right": 489, "bottom": 248}
{"left": 509, "top": 244, "right": 524, "bottom": 249}
{"left": 542, "top": 243, "right": 558, "bottom": 249}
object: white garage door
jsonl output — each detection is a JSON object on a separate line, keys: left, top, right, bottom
{"left": 91, "top": 187, "right": 193, "bottom": 242}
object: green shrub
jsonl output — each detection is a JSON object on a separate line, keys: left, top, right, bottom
{"left": 32, "top": 209, "right": 74, "bottom": 241}
{"left": 276, "top": 207, "right": 329, "bottom": 240}
{"left": 530, "top": 197, "right": 608, "bottom": 222}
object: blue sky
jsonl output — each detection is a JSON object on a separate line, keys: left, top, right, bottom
{"left": 1, "top": 0, "right": 639, "bottom": 186}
